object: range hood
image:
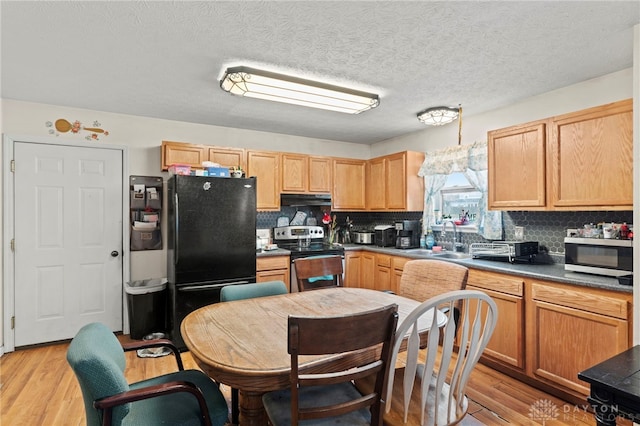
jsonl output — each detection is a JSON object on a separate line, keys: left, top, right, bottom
{"left": 280, "top": 193, "right": 332, "bottom": 206}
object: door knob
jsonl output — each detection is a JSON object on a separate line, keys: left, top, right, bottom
{"left": 111, "top": 251, "right": 119, "bottom": 257}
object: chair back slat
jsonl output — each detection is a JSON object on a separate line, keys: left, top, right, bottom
{"left": 385, "top": 290, "right": 498, "bottom": 426}
{"left": 288, "top": 304, "right": 398, "bottom": 425}
{"left": 294, "top": 255, "right": 344, "bottom": 291}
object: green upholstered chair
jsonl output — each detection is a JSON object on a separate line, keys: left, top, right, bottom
{"left": 220, "top": 280, "right": 288, "bottom": 303}
{"left": 66, "top": 322, "right": 229, "bottom": 426}
{"left": 220, "top": 280, "right": 288, "bottom": 424}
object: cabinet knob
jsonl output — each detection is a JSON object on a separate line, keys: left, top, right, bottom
{"left": 111, "top": 251, "right": 119, "bottom": 257}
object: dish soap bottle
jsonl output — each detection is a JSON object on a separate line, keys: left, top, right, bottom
{"left": 426, "top": 230, "right": 435, "bottom": 249}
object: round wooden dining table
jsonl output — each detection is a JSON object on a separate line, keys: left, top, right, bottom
{"left": 181, "top": 286, "right": 445, "bottom": 426}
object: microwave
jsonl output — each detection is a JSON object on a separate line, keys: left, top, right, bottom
{"left": 564, "top": 237, "right": 633, "bottom": 277}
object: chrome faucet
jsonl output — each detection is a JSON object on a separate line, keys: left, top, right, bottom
{"left": 441, "top": 220, "right": 464, "bottom": 252}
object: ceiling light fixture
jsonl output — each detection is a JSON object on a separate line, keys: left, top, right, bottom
{"left": 417, "top": 105, "right": 460, "bottom": 126}
{"left": 220, "top": 66, "right": 379, "bottom": 114}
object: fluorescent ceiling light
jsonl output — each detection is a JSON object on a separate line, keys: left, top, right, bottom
{"left": 220, "top": 66, "right": 379, "bottom": 114}
{"left": 417, "top": 106, "right": 460, "bottom": 126}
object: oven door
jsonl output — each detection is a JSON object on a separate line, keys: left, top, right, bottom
{"left": 564, "top": 238, "right": 633, "bottom": 277}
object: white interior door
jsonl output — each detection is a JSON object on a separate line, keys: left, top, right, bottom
{"left": 12, "top": 141, "right": 124, "bottom": 347}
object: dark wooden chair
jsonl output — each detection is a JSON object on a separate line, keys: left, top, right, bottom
{"left": 262, "top": 304, "right": 399, "bottom": 426}
{"left": 294, "top": 255, "right": 344, "bottom": 291}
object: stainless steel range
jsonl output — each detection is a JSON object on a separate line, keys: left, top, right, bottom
{"left": 273, "top": 225, "right": 345, "bottom": 292}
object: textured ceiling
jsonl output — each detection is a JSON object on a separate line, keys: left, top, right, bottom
{"left": 2, "top": 1, "right": 639, "bottom": 145}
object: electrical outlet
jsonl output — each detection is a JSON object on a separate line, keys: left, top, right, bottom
{"left": 514, "top": 226, "right": 524, "bottom": 241}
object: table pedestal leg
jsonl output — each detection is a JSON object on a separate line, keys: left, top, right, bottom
{"left": 239, "top": 390, "right": 268, "bottom": 426}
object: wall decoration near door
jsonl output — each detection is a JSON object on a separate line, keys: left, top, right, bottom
{"left": 45, "top": 119, "right": 110, "bottom": 141}
{"left": 130, "top": 176, "right": 163, "bottom": 251}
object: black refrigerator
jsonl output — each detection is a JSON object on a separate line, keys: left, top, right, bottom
{"left": 167, "top": 175, "right": 257, "bottom": 350}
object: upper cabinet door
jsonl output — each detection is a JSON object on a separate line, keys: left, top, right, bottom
{"left": 281, "top": 153, "right": 308, "bottom": 193}
{"left": 333, "top": 159, "right": 366, "bottom": 210}
{"left": 247, "top": 150, "right": 281, "bottom": 211}
{"left": 488, "top": 121, "right": 548, "bottom": 210}
{"left": 366, "top": 157, "right": 386, "bottom": 210}
{"left": 207, "top": 147, "right": 245, "bottom": 170}
{"left": 549, "top": 99, "right": 632, "bottom": 210}
{"left": 308, "top": 156, "right": 332, "bottom": 193}
{"left": 162, "top": 141, "right": 206, "bottom": 170}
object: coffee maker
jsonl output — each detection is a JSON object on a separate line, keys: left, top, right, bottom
{"left": 395, "top": 220, "right": 421, "bottom": 249}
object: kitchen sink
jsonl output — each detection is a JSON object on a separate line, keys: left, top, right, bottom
{"left": 403, "top": 249, "right": 434, "bottom": 255}
{"left": 402, "top": 249, "right": 472, "bottom": 260}
{"left": 431, "top": 252, "right": 472, "bottom": 260}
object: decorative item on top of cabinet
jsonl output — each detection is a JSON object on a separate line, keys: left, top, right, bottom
{"left": 548, "top": 98, "right": 632, "bottom": 210}
{"left": 130, "top": 176, "right": 162, "bottom": 251}
{"left": 247, "top": 150, "right": 280, "bottom": 211}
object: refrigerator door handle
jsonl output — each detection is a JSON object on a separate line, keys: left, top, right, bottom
{"left": 178, "top": 281, "right": 252, "bottom": 291}
{"left": 174, "top": 193, "right": 179, "bottom": 261}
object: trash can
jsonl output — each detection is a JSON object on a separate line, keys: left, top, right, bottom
{"left": 125, "top": 278, "right": 168, "bottom": 340}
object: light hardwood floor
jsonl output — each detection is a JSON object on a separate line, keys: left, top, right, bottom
{"left": 0, "top": 335, "right": 627, "bottom": 426}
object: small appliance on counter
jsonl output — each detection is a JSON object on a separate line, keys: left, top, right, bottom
{"left": 470, "top": 241, "right": 539, "bottom": 263}
{"left": 395, "top": 220, "right": 421, "bottom": 249}
{"left": 374, "top": 225, "right": 395, "bottom": 247}
{"left": 352, "top": 230, "right": 375, "bottom": 245}
{"left": 564, "top": 237, "right": 632, "bottom": 277}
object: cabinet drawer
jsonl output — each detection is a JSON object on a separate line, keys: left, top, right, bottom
{"left": 392, "top": 256, "right": 410, "bottom": 271}
{"left": 468, "top": 269, "right": 523, "bottom": 296}
{"left": 257, "top": 256, "right": 289, "bottom": 271}
{"left": 531, "top": 282, "right": 629, "bottom": 320}
{"left": 376, "top": 254, "right": 391, "bottom": 268}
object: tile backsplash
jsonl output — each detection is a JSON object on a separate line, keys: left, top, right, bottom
{"left": 257, "top": 208, "right": 633, "bottom": 259}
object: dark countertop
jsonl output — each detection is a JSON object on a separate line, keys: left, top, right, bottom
{"left": 257, "top": 244, "right": 632, "bottom": 293}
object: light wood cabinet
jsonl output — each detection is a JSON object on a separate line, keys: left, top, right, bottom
{"left": 488, "top": 121, "right": 547, "bottom": 210}
{"left": 391, "top": 256, "right": 410, "bottom": 295}
{"left": 344, "top": 251, "right": 362, "bottom": 288}
{"left": 162, "top": 141, "right": 245, "bottom": 171}
{"left": 308, "top": 156, "right": 332, "bottom": 193}
{"left": 487, "top": 99, "right": 632, "bottom": 211}
{"left": 247, "top": 150, "right": 280, "bottom": 211}
{"left": 207, "top": 146, "right": 245, "bottom": 170}
{"left": 375, "top": 254, "right": 392, "bottom": 292}
{"left": 333, "top": 158, "right": 366, "bottom": 210}
{"left": 162, "top": 141, "right": 207, "bottom": 170}
{"left": 361, "top": 252, "right": 376, "bottom": 290}
{"left": 527, "top": 280, "right": 631, "bottom": 399}
{"left": 281, "top": 154, "right": 332, "bottom": 194}
{"left": 385, "top": 151, "right": 424, "bottom": 211}
{"left": 366, "top": 157, "right": 386, "bottom": 210}
{"left": 366, "top": 151, "right": 424, "bottom": 211}
{"left": 466, "top": 269, "right": 525, "bottom": 370}
{"left": 548, "top": 99, "right": 633, "bottom": 210}
{"left": 464, "top": 266, "right": 632, "bottom": 404}
{"left": 256, "top": 256, "right": 290, "bottom": 291}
